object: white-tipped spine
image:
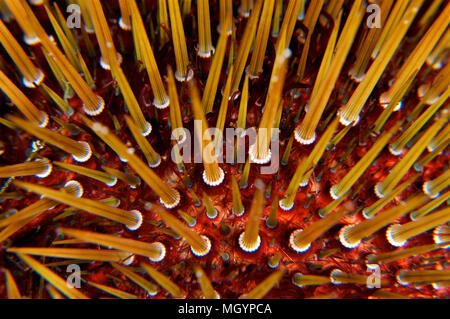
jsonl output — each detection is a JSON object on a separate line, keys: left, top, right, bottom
{"left": 289, "top": 229, "right": 311, "bottom": 253}
{"left": 238, "top": 232, "right": 261, "bottom": 253}
{"left": 339, "top": 224, "right": 360, "bottom": 249}
{"left": 148, "top": 242, "right": 166, "bottom": 262}
{"left": 191, "top": 235, "right": 211, "bottom": 257}
{"left": 202, "top": 167, "right": 225, "bottom": 186}
{"left": 126, "top": 209, "right": 143, "bottom": 231}
{"left": 159, "top": 189, "right": 181, "bottom": 209}
{"left": 386, "top": 224, "right": 407, "bottom": 247}
{"left": 71, "top": 141, "right": 92, "bottom": 163}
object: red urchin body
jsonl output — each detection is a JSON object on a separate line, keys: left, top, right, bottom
{"left": 0, "top": 0, "right": 449, "bottom": 299}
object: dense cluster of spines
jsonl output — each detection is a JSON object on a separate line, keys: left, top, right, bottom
{"left": 0, "top": 0, "right": 448, "bottom": 299}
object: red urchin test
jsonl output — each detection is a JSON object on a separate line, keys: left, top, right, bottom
{"left": 0, "top": 0, "right": 449, "bottom": 299}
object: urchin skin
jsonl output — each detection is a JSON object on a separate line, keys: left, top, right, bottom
{"left": 0, "top": 0, "right": 448, "bottom": 299}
